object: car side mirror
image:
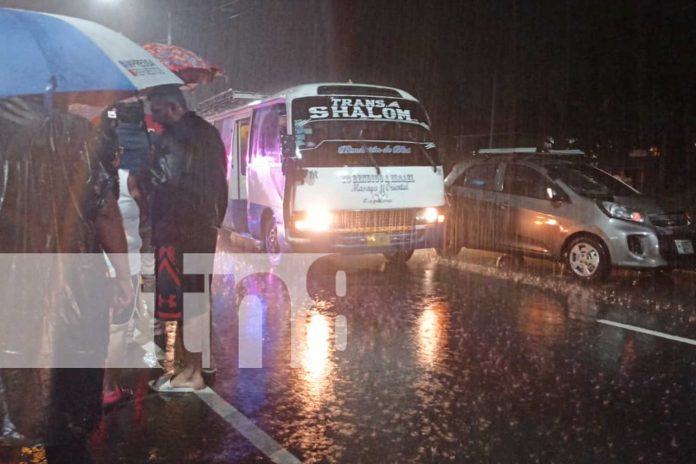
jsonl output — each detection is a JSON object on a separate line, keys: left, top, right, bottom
{"left": 281, "top": 133, "right": 296, "bottom": 159}
{"left": 546, "top": 186, "right": 566, "bottom": 202}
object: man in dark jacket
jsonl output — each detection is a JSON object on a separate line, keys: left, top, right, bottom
{"left": 148, "top": 85, "right": 227, "bottom": 391}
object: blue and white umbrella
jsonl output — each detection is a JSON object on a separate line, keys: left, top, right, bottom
{"left": 0, "top": 8, "right": 183, "bottom": 103}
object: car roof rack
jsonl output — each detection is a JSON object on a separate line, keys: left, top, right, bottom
{"left": 476, "top": 147, "right": 585, "bottom": 156}
{"left": 197, "top": 89, "right": 267, "bottom": 118}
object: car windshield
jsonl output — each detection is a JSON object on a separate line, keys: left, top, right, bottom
{"left": 546, "top": 163, "right": 638, "bottom": 198}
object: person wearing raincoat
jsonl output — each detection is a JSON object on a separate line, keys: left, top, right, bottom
{"left": 0, "top": 95, "right": 133, "bottom": 461}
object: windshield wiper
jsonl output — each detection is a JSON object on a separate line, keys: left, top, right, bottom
{"left": 367, "top": 149, "right": 381, "bottom": 175}
{"left": 423, "top": 144, "right": 437, "bottom": 172}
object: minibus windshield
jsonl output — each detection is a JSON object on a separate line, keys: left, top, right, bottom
{"left": 292, "top": 96, "right": 438, "bottom": 168}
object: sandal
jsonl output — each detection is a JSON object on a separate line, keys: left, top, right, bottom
{"left": 102, "top": 387, "right": 131, "bottom": 408}
{"left": 148, "top": 376, "right": 212, "bottom": 394}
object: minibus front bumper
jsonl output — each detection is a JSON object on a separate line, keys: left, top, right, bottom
{"left": 286, "top": 223, "right": 444, "bottom": 254}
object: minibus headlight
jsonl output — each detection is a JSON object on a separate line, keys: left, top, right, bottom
{"left": 418, "top": 207, "right": 445, "bottom": 224}
{"left": 294, "top": 208, "right": 334, "bottom": 232}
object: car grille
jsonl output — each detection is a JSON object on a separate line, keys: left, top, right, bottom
{"left": 649, "top": 212, "right": 688, "bottom": 227}
{"left": 334, "top": 209, "right": 419, "bottom": 232}
{"left": 657, "top": 235, "right": 696, "bottom": 267}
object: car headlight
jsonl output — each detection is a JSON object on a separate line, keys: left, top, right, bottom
{"left": 417, "top": 207, "right": 445, "bottom": 224}
{"left": 294, "top": 208, "right": 334, "bottom": 232}
{"left": 599, "top": 201, "right": 644, "bottom": 223}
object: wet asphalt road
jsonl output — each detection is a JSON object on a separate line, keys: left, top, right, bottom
{"left": 16, "top": 246, "right": 696, "bottom": 463}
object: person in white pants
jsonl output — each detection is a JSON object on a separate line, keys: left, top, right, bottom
{"left": 103, "top": 165, "right": 145, "bottom": 406}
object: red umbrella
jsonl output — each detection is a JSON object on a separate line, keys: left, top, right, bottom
{"left": 143, "top": 42, "right": 222, "bottom": 86}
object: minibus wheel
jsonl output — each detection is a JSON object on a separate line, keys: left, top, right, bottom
{"left": 384, "top": 250, "right": 414, "bottom": 264}
{"left": 263, "top": 215, "right": 282, "bottom": 255}
{"left": 564, "top": 235, "right": 610, "bottom": 281}
{"left": 436, "top": 227, "right": 461, "bottom": 258}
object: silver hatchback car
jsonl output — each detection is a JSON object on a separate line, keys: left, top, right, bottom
{"left": 440, "top": 149, "right": 696, "bottom": 280}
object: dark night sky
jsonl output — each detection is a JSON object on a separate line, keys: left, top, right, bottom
{"left": 2, "top": 0, "right": 696, "bottom": 185}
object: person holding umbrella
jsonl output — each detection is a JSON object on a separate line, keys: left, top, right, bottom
{"left": 0, "top": 8, "right": 183, "bottom": 461}
{"left": 0, "top": 92, "right": 133, "bottom": 461}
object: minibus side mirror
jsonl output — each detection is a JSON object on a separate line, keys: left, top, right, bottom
{"left": 281, "top": 133, "right": 296, "bottom": 159}
{"left": 281, "top": 157, "right": 307, "bottom": 180}
{"left": 437, "top": 147, "right": 446, "bottom": 166}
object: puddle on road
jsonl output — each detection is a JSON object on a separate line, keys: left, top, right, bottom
{"left": 436, "top": 251, "right": 696, "bottom": 338}
{"left": 131, "top": 249, "right": 696, "bottom": 463}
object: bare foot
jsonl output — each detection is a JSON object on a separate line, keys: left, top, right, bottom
{"left": 169, "top": 372, "right": 205, "bottom": 391}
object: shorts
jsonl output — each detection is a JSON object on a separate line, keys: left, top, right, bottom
{"left": 154, "top": 243, "right": 212, "bottom": 322}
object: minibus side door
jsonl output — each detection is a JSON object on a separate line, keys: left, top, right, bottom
{"left": 232, "top": 117, "right": 250, "bottom": 232}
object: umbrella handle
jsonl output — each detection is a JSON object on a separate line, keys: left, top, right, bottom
{"left": 43, "top": 76, "right": 57, "bottom": 117}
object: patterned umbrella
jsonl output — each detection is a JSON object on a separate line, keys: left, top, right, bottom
{"left": 143, "top": 42, "right": 223, "bottom": 86}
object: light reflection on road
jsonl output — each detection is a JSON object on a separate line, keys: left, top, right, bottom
{"left": 517, "top": 292, "right": 566, "bottom": 347}
{"left": 301, "top": 311, "right": 332, "bottom": 397}
{"left": 417, "top": 304, "right": 446, "bottom": 367}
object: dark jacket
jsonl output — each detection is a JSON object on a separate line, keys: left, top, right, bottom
{"left": 150, "top": 111, "right": 227, "bottom": 250}
{"left": 0, "top": 97, "right": 115, "bottom": 253}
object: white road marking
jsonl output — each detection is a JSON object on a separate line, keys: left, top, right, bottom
{"left": 335, "top": 315, "right": 348, "bottom": 351}
{"left": 195, "top": 389, "right": 303, "bottom": 464}
{"left": 597, "top": 319, "right": 696, "bottom": 346}
{"left": 335, "top": 270, "right": 347, "bottom": 297}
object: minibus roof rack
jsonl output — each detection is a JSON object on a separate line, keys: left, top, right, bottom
{"left": 317, "top": 85, "right": 402, "bottom": 97}
{"left": 197, "top": 89, "right": 267, "bottom": 118}
{"left": 476, "top": 147, "right": 585, "bottom": 156}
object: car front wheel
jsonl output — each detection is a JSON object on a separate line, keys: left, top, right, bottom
{"left": 565, "top": 235, "right": 610, "bottom": 281}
